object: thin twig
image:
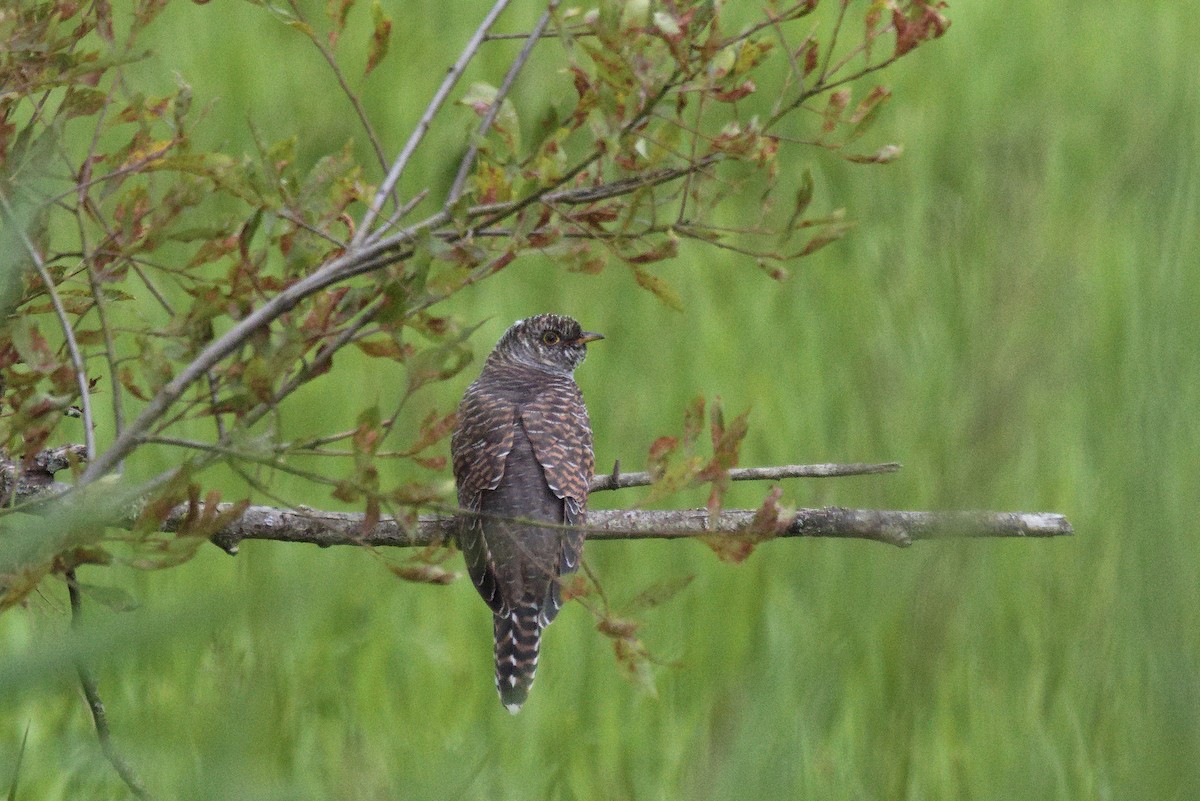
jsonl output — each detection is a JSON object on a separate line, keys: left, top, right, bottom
{"left": 0, "top": 190, "right": 97, "bottom": 460}
{"left": 277, "top": 208, "right": 349, "bottom": 249}
{"left": 285, "top": 0, "right": 390, "bottom": 179}
{"left": 76, "top": 86, "right": 126, "bottom": 441}
{"left": 373, "top": 187, "right": 429, "bottom": 239}
{"left": 46, "top": 139, "right": 179, "bottom": 207}
{"left": 447, "top": 1, "right": 560, "bottom": 203}
{"left": 356, "top": 0, "right": 514, "bottom": 246}
{"left": 484, "top": 26, "right": 592, "bottom": 41}
{"left": 65, "top": 570, "right": 156, "bottom": 801}
{"left": 820, "top": 0, "right": 851, "bottom": 83}
{"left": 79, "top": 220, "right": 125, "bottom": 442}
{"left": 588, "top": 462, "right": 901, "bottom": 492}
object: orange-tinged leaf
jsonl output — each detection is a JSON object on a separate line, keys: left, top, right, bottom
{"left": 559, "top": 574, "right": 591, "bottom": 602}
{"left": 11, "top": 319, "right": 57, "bottom": 374}
{"left": 326, "top": 0, "right": 353, "bottom": 33}
{"left": 365, "top": 0, "right": 392, "bottom": 75}
{"left": 400, "top": 409, "right": 458, "bottom": 456}
{"left": 893, "top": 1, "right": 951, "bottom": 57}
{"left": 387, "top": 562, "right": 458, "bottom": 585}
{"left": 612, "top": 633, "right": 657, "bottom": 697}
{"left": 631, "top": 266, "right": 683, "bottom": 311}
{"left": 647, "top": 436, "right": 679, "bottom": 478}
{"left": 116, "top": 367, "right": 147, "bottom": 399}
{"left": 598, "top": 616, "right": 640, "bottom": 639}
{"left": 701, "top": 486, "right": 792, "bottom": 563}
{"left": 802, "top": 39, "right": 819, "bottom": 76}
{"left": 355, "top": 336, "right": 412, "bottom": 361}
{"left": 799, "top": 218, "right": 855, "bottom": 256}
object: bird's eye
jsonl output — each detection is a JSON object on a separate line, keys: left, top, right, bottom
{"left": 541, "top": 331, "right": 561, "bottom": 345}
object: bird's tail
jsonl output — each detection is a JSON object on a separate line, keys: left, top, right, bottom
{"left": 493, "top": 604, "right": 543, "bottom": 714}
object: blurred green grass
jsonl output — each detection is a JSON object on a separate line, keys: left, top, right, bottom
{"left": 4, "top": 1, "right": 1199, "bottom": 799}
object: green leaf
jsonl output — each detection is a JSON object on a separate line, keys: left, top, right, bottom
{"left": 77, "top": 582, "right": 140, "bottom": 612}
{"left": 404, "top": 320, "right": 483, "bottom": 395}
{"left": 652, "top": 11, "right": 681, "bottom": 37}
{"left": 460, "top": 83, "right": 521, "bottom": 153}
{"left": 61, "top": 87, "right": 108, "bottom": 119}
{"left": 732, "top": 37, "right": 774, "bottom": 75}
{"left": 10, "top": 319, "right": 57, "bottom": 374}
{"left": 326, "top": 0, "right": 354, "bottom": 34}
{"left": 5, "top": 722, "right": 29, "bottom": 801}
{"left": 286, "top": 19, "right": 315, "bottom": 37}
{"left": 786, "top": 167, "right": 815, "bottom": 232}
{"left": 848, "top": 85, "right": 892, "bottom": 142}
{"left": 624, "top": 575, "right": 695, "bottom": 615}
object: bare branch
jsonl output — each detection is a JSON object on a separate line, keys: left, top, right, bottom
{"left": 199, "top": 504, "right": 1072, "bottom": 554}
{"left": 589, "top": 461, "right": 901, "bottom": 492}
{"left": 8, "top": 450, "right": 1070, "bottom": 554}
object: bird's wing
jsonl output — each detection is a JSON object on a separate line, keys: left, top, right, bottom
{"left": 451, "top": 382, "right": 517, "bottom": 612}
{"left": 520, "top": 377, "right": 594, "bottom": 576}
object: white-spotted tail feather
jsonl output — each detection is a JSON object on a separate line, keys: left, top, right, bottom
{"left": 493, "top": 604, "right": 542, "bottom": 713}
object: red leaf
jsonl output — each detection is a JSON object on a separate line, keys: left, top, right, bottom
{"left": 711, "top": 79, "right": 756, "bottom": 103}
{"left": 802, "top": 39, "right": 819, "bottom": 76}
{"left": 647, "top": 436, "right": 679, "bottom": 478}
{"left": 822, "top": 89, "right": 850, "bottom": 133}
{"left": 701, "top": 487, "right": 791, "bottom": 564}
{"left": 893, "top": 2, "right": 951, "bottom": 57}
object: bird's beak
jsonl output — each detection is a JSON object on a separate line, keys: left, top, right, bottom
{"left": 574, "top": 331, "right": 604, "bottom": 345}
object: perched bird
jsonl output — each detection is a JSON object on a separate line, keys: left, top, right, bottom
{"left": 451, "top": 314, "right": 602, "bottom": 713}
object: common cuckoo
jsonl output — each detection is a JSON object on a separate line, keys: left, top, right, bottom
{"left": 451, "top": 314, "right": 602, "bottom": 713}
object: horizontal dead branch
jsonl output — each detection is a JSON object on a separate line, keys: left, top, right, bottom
{"left": 3, "top": 449, "right": 1072, "bottom": 553}
{"left": 199, "top": 504, "right": 1071, "bottom": 554}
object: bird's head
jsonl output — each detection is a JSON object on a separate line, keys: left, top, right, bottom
{"left": 491, "top": 314, "right": 603, "bottom": 376}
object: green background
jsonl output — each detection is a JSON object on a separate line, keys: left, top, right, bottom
{"left": 3, "top": 1, "right": 1198, "bottom": 798}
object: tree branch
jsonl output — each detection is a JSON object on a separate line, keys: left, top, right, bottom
{"left": 9, "top": 451, "right": 1072, "bottom": 554}
{"left": 200, "top": 504, "right": 1071, "bottom": 554}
